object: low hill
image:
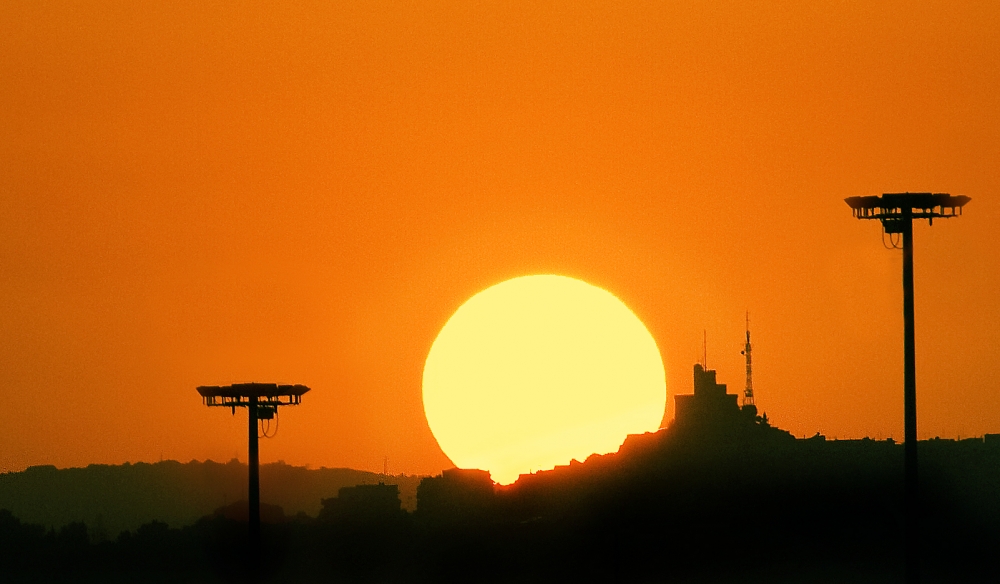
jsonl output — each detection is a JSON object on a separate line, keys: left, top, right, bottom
{"left": 0, "top": 459, "right": 422, "bottom": 537}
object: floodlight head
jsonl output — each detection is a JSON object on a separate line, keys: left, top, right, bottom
{"left": 197, "top": 383, "right": 310, "bottom": 408}
{"left": 845, "top": 192, "right": 970, "bottom": 228}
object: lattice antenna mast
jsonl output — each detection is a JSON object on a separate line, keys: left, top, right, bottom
{"left": 742, "top": 312, "right": 754, "bottom": 408}
{"left": 845, "top": 191, "right": 969, "bottom": 584}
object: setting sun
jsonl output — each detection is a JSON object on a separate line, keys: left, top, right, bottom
{"left": 422, "top": 275, "right": 666, "bottom": 484}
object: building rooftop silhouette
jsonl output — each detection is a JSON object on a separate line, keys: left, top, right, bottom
{"left": 673, "top": 363, "right": 741, "bottom": 427}
{"left": 662, "top": 362, "right": 778, "bottom": 441}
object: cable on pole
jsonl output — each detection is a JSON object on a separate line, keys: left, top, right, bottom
{"left": 259, "top": 410, "right": 279, "bottom": 439}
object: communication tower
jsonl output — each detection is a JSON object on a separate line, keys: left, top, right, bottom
{"left": 740, "top": 312, "right": 756, "bottom": 416}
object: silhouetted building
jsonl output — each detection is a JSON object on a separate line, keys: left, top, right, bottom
{"left": 318, "top": 483, "right": 402, "bottom": 523}
{"left": 663, "top": 362, "right": 782, "bottom": 442}
{"left": 416, "top": 468, "right": 494, "bottom": 523}
{"left": 671, "top": 363, "right": 741, "bottom": 429}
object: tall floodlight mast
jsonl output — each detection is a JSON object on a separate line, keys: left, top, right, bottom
{"left": 197, "top": 383, "right": 310, "bottom": 550}
{"left": 845, "top": 192, "right": 969, "bottom": 584}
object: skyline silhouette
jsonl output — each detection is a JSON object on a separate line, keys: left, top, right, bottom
{"left": 3, "top": 370, "right": 998, "bottom": 581}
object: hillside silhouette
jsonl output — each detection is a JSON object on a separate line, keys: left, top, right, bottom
{"left": 0, "top": 459, "right": 421, "bottom": 537}
{"left": 3, "top": 434, "right": 998, "bottom": 582}
{"left": 3, "top": 364, "right": 999, "bottom": 581}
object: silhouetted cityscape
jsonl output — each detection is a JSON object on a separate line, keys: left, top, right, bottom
{"left": 3, "top": 361, "right": 998, "bottom": 582}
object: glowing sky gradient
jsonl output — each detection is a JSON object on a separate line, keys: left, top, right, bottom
{"left": 1, "top": 1, "right": 998, "bottom": 476}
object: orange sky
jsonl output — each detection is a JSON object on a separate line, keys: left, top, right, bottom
{"left": 2, "top": 1, "right": 998, "bottom": 476}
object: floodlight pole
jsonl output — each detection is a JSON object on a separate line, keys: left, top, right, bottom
{"left": 248, "top": 394, "right": 260, "bottom": 547}
{"left": 845, "top": 192, "right": 969, "bottom": 584}
{"left": 197, "top": 383, "right": 310, "bottom": 555}
{"left": 900, "top": 208, "right": 917, "bottom": 583}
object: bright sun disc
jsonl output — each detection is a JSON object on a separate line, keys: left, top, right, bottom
{"left": 422, "top": 275, "right": 666, "bottom": 485}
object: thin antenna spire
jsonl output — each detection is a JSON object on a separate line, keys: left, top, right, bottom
{"left": 703, "top": 330, "right": 707, "bottom": 368}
